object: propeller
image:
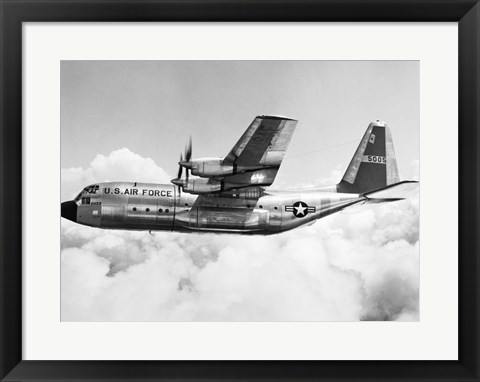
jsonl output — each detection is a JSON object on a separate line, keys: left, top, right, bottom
{"left": 185, "top": 135, "right": 192, "bottom": 162}
{"left": 177, "top": 153, "right": 183, "bottom": 179}
{"left": 171, "top": 153, "right": 185, "bottom": 193}
{"left": 180, "top": 135, "right": 192, "bottom": 182}
{"left": 172, "top": 136, "right": 193, "bottom": 192}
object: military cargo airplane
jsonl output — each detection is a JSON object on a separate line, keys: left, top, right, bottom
{"left": 61, "top": 115, "right": 418, "bottom": 235}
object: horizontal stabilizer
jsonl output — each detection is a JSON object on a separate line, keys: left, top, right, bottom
{"left": 363, "top": 180, "right": 419, "bottom": 201}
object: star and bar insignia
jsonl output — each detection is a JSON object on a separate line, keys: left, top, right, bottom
{"left": 285, "top": 201, "right": 316, "bottom": 218}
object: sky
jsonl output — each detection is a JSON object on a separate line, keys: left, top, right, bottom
{"left": 61, "top": 61, "right": 419, "bottom": 194}
{"left": 61, "top": 61, "right": 419, "bottom": 321}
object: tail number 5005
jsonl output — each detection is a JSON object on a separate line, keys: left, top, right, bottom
{"left": 365, "top": 155, "right": 386, "bottom": 164}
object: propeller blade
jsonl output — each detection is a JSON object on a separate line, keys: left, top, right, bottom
{"left": 173, "top": 153, "right": 184, "bottom": 194}
{"left": 185, "top": 136, "right": 192, "bottom": 184}
{"left": 177, "top": 153, "right": 183, "bottom": 179}
{"left": 185, "top": 135, "right": 192, "bottom": 162}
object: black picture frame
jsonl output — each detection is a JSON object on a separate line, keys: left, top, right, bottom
{"left": 1, "top": 1, "right": 478, "bottom": 381}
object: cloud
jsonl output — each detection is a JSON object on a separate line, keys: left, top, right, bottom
{"left": 61, "top": 148, "right": 171, "bottom": 200}
{"left": 61, "top": 149, "right": 419, "bottom": 322}
{"left": 292, "top": 164, "right": 345, "bottom": 189}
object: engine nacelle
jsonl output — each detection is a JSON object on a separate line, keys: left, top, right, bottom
{"left": 189, "top": 158, "right": 234, "bottom": 177}
{"left": 182, "top": 178, "right": 269, "bottom": 196}
{"left": 183, "top": 178, "right": 222, "bottom": 194}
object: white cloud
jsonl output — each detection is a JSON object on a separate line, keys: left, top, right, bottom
{"left": 61, "top": 148, "right": 171, "bottom": 200}
{"left": 282, "top": 164, "right": 344, "bottom": 189}
{"left": 61, "top": 149, "right": 419, "bottom": 321}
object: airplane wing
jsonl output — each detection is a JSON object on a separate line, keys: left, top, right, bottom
{"left": 172, "top": 115, "right": 298, "bottom": 195}
{"left": 223, "top": 115, "right": 298, "bottom": 169}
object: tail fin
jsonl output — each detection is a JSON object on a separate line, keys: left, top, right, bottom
{"left": 337, "top": 120, "right": 400, "bottom": 194}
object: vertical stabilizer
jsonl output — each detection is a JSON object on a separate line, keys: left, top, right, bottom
{"left": 337, "top": 121, "right": 400, "bottom": 194}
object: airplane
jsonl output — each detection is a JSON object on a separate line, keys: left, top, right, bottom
{"left": 61, "top": 115, "right": 418, "bottom": 235}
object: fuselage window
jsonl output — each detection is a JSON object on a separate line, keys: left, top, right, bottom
{"left": 81, "top": 197, "right": 91, "bottom": 205}
{"left": 165, "top": 209, "right": 169, "bottom": 213}
{"left": 158, "top": 208, "right": 163, "bottom": 213}
{"left": 146, "top": 208, "right": 150, "bottom": 212}
{"left": 133, "top": 207, "right": 137, "bottom": 212}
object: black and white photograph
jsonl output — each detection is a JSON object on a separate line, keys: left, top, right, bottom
{"left": 60, "top": 60, "right": 419, "bottom": 322}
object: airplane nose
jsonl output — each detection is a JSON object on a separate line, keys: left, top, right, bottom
{"left": 61, "top": 201, "right": 77, "bottom": 222}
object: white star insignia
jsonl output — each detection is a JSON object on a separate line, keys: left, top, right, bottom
{"left": 294, "top": 203, "right": 307, "bottom": 216}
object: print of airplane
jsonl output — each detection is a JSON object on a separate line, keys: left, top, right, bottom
{"left": 61, "top": 115, "right": 418, "bottom": 235}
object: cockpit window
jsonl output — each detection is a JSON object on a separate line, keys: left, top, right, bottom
{"left": 74, "top": 185, "right": 99, "bottom": 204}
{"left": 74, "top": 191, "right": 83, "bottom": 203}
{"left": 84, "top": 184, "right": 99, "bottom": 194}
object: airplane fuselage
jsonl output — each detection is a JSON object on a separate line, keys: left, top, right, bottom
{"left": 61, "top": 119, "right": 415, "bottom": 234}
{"left": 62, "top": 182, "right": 364, "bottom": 235}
